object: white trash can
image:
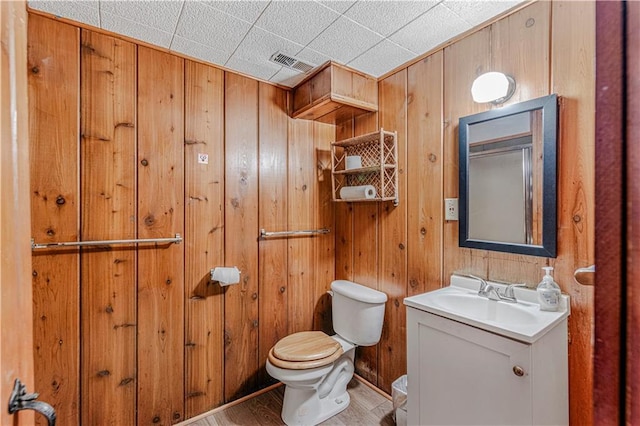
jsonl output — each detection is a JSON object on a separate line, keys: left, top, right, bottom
{"left": 392, "top": 374, "right": 407, "bottom": 426}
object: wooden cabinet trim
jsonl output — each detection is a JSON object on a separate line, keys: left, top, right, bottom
{"left": 291, "top": 61, "right": 378, "bottom": 123}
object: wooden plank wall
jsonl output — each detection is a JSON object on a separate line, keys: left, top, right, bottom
{"left": 406, "top": 53, "right": 444, "bottom": 301}
{"left": 27, "top": 15, "right": 80, "bottom": 425}
{"left": 224, "top": 72, "right": 260, "bottom": 402}
{"left": 334, "top": 50, "right": 444, "bottom": 396}
{"left": 28, "top": 2, "right": 594, "bottom": 424}
{"left": 377, "top": 70, "right": 408, "bottom": 393}
{"left": 334, "top": 4, "right": 596, "bottom": 424}
{"left": 137, "top": 46, "right": 186, "bottom": 424}
{"left": 258, "top": 83, "right": 289, "bottom": 386}
{"left": 80, "top": 30, "right": 137, "bottom": 425}
{"left": 27, "top": 15, "right": 335, "bottom": 425}
{"left": 184, "top": 61, "right": 225, "bottom": 416}
{"left": 443, "top": 5, "right": 552, "bottom": 284}
{"left": 550, "top": 3, "right": 595, "bottom": 424}
{"left": 445, "top": 3, "right": 596, "bottom": 424}
{"left": 334, "top": 113, "right": 379, "bottom": 385}
{"left": 287, "top": 119, "right": 316, "bottom": 335}
{"left": 313, "top": 121, "right": 337, "bottom": 335}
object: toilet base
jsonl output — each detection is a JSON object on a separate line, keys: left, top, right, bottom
{"left": 266, "top": 338, "right": 358, "bottom": 426}
{"left": 281, "top": 386, "right": 350, "bottom": 426}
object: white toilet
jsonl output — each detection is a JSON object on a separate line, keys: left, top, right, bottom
{"left": 266, "top": 279, "right": 387, "bottom": 426}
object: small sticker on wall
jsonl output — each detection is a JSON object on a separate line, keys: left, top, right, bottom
{"left": 198, "top": 153, "right": 208, "bottom": 164}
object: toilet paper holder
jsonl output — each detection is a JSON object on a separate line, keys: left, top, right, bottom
{"left": 210, "top": 266, "right": 241, "bottom": 286}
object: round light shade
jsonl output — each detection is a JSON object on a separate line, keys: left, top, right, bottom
{"left": 471, "top": 72, "right": 516, "bottom": 104}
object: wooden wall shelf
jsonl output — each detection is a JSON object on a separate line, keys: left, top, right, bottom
{"left": 291, "top": 62, "right": 378, "bottom": 124}
{"left": 331, "top": 128, "right": 399, "bottom": 205}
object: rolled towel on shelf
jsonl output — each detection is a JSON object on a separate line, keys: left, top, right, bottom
{"left": 339, "top": 185, "right": 377, "bottom": 200}
{"left": 345, "top": 155, "right": 362, "bottom": 170}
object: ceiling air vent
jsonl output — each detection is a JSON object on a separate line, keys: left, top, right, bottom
{"left": 269, "top": 52, "right": 314, "bottom": 74}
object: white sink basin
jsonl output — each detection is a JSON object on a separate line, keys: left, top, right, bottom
{"left": 404, "top": 275, "right": 570, "bottom": 343}
{"left": 430, "top": 292, "right": 538, "bottom": 324}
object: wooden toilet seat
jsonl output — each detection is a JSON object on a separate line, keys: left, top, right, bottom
{"left": 268, "top": 331, "right": 343, "bottom": 370}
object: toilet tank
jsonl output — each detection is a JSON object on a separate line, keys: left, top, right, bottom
{"left": 331, "top": 280, "right": 387, "bottom": 346}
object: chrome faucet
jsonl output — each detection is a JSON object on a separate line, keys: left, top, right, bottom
{"left": 469, "top": 274, "right": 500, "bottom": 300}
{"left": 500, "top": 283, "right": 527, "bottom": 303}
{"left": 469, "top": 275, "right": 526, "bottom": 303}
{"left": 469, "top": 274, "right": 488, "bottom": 292}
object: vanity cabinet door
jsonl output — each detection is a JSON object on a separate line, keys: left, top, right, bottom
{"left": 407, "top": 309, "right": 532, "bottom": 425}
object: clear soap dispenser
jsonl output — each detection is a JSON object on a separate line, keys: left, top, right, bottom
{"left": 537, "top": 266, "right": 561, "bottom": 311}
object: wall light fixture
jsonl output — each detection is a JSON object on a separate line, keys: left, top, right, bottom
{"left": 471, "top": 72, "right": 516, "bottom": 104}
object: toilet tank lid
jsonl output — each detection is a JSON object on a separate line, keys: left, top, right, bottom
{"left": 331, "top": 280, "right": 388, "bottom": 304}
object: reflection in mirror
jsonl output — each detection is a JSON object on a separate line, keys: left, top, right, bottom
{"left": 468, "top": 111, "right": 539, "bottom": 245}
{"left": 459, "top": 94, "right": 557, "bottom": 257}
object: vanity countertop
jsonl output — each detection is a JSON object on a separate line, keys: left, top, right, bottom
{"left": 404, "top": 275, "right": 570, "bottom": 343}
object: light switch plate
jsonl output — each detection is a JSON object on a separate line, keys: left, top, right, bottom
{"left": 445, "top": 198, "right": 458, "bottom": 221}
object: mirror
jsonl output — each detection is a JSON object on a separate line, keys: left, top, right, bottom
{"left": 458, "top": 94, "right": 558, "bottom": 257}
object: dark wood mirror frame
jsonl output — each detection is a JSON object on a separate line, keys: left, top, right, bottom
{"left": 458, "top": 93, "right": 558, "bottom": 257}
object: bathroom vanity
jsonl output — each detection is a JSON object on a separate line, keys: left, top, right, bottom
{"left": 404, "top": 275, "right": 569, "bottom": 426}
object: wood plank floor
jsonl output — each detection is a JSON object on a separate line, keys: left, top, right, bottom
{"left": 187, "top": 379, "right": 395, "bottom": 426}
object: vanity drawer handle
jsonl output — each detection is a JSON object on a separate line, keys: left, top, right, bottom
{"left": 513, "top": 366, "right": 525, "bottom": 377}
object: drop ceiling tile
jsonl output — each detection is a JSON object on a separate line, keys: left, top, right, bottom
{"left": 28, "top": 0, "right": 525, "bottom": 93}
{"left": 29, "top": 0, "right": 98, "bottom": 10}
{"left": 389, "top": 3, "right": 472, "bottom": 54}
{"left": 225, "top": 55, "right": 282, "bottom": 81}
{"left": 348, "top": 39, "right": 415, "bottom": 77}
{"left": 345, "top": 0, "right": 440, "bottom": 37}
{"left": 175, "top": 2, "right": 252, "bottom": 54}
{"left": 28, "top": 1, "right": 100, "bottom": 26}
{"left": 170, "top": 36, "right": 231, "bottom": 67}
{"left": 255, "top": 1, "right": 340, "bottom": 46}
{"left": 101, "top": 11, "right": 173, "bottom": 47}
{"left": 269, "top": 67, "right": 308, "bottom": 88}
{"left": 443, "top": 0, "right": 523, "bottom": 26}
{"left": 307, "top": 16, "right": 383, "bottom": 64}
{"left": 200, "top": 0, "right": 269, "bottom": 24}
{"left": 316, "top": 0, "right": 357, "bottom": 14}
{"left": 100, "top": 1, "right": 183, "bottom": 33}
{"left": 294, "top": 47, "right": 332, "bottom": 68}
{"left": 232, "top": 27, "right": 305, "bottom": 66}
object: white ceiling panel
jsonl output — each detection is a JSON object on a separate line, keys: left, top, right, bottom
{"left": 293, "top": 47, "right": 332, "bottom": 69}
{"left": 175, "top": 2, "right": 252, "bottom": 54}
{"left": 345, "top": 0, "right": 440, "bottom": 37}
{"left": 200, "top": 0, "right": 270, "bottom": 24}
{"left": 27, "top": 0, "right": 526, "bottom": 88}
{"left": 100, "top": 1, "right": 183, "bottom": 33}
{"left": 389, "top": 3, "right": 472, "bottom": 55}
{"left": 443, "top": 0, "right": 522, "bottom": 27}
{"left": 255, "top": 1, "right": 340, "bottom": 46}
{"left": 29, "top": 1, "right": 100, "bottom": 27}
{"left": 101, "top": 11, "right": 174, "bottom": 48}
{"left": 230, "top": 26, "right": 305, "bottom": 66}
{"left": 316, "top": 0, "right": 356, "bottom": 15}
{"left": 306, "top": 15, "right": 383, "bottom": 64}
{"left": 225, "top": 54, "right": 282, "bottom": 81}
{"left": 348, "top": 39, "right": 415, "bottom": 77}
{"left": 269, "top": 66, "right": 309, "bottom": 87}
{"left": 170, "top": 35, "right": 231, "bottom": 66}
